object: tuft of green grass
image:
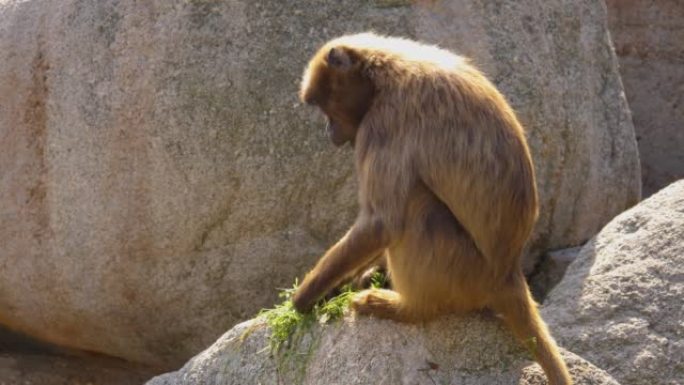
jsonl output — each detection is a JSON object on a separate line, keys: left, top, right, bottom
{"left": 370, "top": 270, "right": 388, "bottom": 289}
{"left": 258, "top": 282, "right": 354, "bottom": 353}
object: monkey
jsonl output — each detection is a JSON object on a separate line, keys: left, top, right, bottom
{"left": 293, "top": 33, "right": 572, "bottom": 385}
{"left": 322, "top": 253, "right": 389, "bottom": 301}
{"left": 352, "top": 253, "right": 388, "bottom": 289}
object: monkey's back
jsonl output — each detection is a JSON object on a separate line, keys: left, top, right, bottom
{"left": 349, "top": 33, "right": 539, "bottom": 276}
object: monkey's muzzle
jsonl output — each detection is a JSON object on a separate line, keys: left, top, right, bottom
{"left": 325, "top": 118, "right": 347, "bottom": 147}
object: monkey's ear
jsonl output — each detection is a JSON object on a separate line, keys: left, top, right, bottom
{"left": 326, "top": 47, "right": 353, "bottom": 69}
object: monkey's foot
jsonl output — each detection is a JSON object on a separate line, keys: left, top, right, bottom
{"left": 351, "top": 289, "right": 405, "bottom": 321}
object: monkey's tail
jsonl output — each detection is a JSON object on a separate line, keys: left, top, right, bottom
{"left": 492, "top": 273, "right": 572, "bottom": 385}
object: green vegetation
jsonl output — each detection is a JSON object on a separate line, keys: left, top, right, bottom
{"left": 254, "top": 269, "right": 389, "bottom": 374}
{"left": 252, "top": 281, "right": 363, "bottom": 384}
{"left": 370, "top": 270, "right": 388, "bottom": 289}
{"left": 257, "top": 281, "right": 355, "bottom": 353}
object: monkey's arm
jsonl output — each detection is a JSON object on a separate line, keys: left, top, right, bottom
{"left": 293, "top": 216, "right": 389, "bottom": 313}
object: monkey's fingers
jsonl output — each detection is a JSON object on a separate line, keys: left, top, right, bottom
{"left": 292, "top": 283, "right": 322, "bottom": 313}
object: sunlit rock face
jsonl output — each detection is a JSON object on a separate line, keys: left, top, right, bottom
{"left": 0, "top": 0, "right": 639, "bottom": 366}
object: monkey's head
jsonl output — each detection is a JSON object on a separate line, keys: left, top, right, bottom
{"left": 299, "top": 44, "right": 375, "bottom": 146}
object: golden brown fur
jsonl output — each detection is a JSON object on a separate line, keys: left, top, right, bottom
{"left": 294, "top": 33, "right": 572, "bottom": 385}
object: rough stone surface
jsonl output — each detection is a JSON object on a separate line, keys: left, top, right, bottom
{"left": 0, "top": 325, "right": 159, "bottom": 384}
{"left": 0, "top": 353, "right": 156, "bottom": 385}
{"left": 529, "top": 246, "right": 582, "bottom": 302}
{"left": 542, "top": 180, "right": 684, "bottom": 385}
{"left": 147, "top": 315, "right": 620, "bottom": 385}
{"left": 605, "top": 0, "right": 684, "bottom": 196}
{"left": 0, "top": 0, "right": 640, "bottom": 366}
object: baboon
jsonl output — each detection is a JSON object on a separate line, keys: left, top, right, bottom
{"left": 293, "top": 33, "right": 572, "bottom": 385}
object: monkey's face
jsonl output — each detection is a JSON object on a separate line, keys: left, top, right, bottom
{"left": 300, "top": 46, "right": 374, "bottom": 147}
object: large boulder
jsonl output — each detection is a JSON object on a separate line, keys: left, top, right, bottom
{"left": 0, "top": 352, "right": 155, "bottom": 385}
{"left": 0, "top": 0, "right": 640, "bottom": 366}
{"left": 0, "top": 325, "right": 158, "bottom": 384}
{"left": 542, "top": 180, "right": 684, "bottom": 385}
{"left": 147, "top": 315, "right": 620, "bottom": 385}
{"left": 605, "top": 0, "right": 684, "bottom": 196}
{"left": 529, "top": 246, "right": 582, "bottom": 302}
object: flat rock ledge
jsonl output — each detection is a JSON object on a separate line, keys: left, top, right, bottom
{"left": 147, "top": 314, "right": 619, "bottom": 385}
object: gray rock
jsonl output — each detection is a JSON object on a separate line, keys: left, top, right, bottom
{"left": 543, "top": 180, "right": 684, "bottom": 385}
{"left": 605, "top": 0, "right": 684, "bottom": 196}
{"left": 0, "top": 325, "right": 159, "bottom": 384}
{"left": 0, "top": 352, "right": 156, "bottom": 385}
{"left": 529, "top": 246, "right": 582, "bottom": 303}
{"left": 147, "top": 315, "right": 621, "bottom": 385}
{"left": 0, "top": 0, "right": 640, "bottom": 366}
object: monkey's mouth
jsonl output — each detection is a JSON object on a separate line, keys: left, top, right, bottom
{"left": 326, "top": 118, "right": 348, "bottom": 147}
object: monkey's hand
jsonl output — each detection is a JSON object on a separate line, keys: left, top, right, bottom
{"left": 292, "top": 216, "right": 390, "bottom": 314}
{"left": 292, "top": 276, "right": 322, "bottom": 313}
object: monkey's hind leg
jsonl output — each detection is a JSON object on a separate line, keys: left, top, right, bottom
{"left": 351, "top": 288, "right": 414, "bottom": 322}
